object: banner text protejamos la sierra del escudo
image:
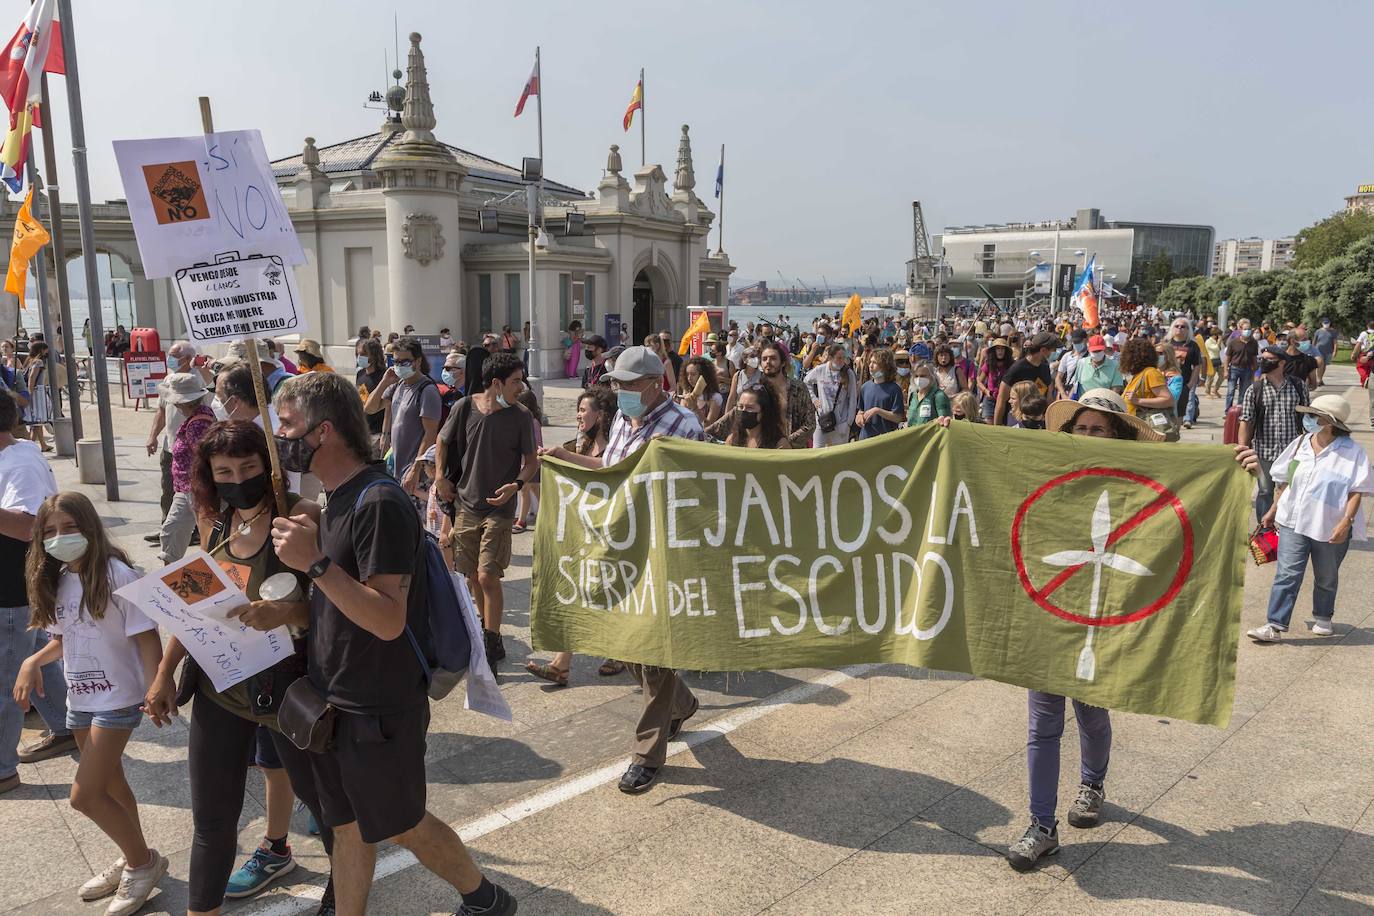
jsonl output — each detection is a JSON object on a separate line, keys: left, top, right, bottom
{"left": 531, "top": 422, "right": 1251, "bottom": 726}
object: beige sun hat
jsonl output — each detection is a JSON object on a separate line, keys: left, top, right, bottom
{"left": 1296, "top": 394, "right": 1351, "bottom": 433}
{"left": 1044, "top": 387, "right": 1165, "bottom": 442}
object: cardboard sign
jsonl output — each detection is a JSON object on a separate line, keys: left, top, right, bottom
{"left": 113, "top": 130, "right": 305, "bottom": 280}
{"left": 174, "top": 252, "right": 301, "bottom": 343}
{"left": 122, "top": 351, "right": 166, "bottom": 401}
{"left": 114, "top": 550, "right": 293, "bottom": 693}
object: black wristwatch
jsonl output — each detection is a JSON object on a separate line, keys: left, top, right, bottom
{"left": 513, "top": 478, "right": 526, "bottom": 491}
{"left": 306, "top": 555, "right": 333, "bottom": 579}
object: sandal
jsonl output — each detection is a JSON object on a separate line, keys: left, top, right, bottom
{"left": 525, "top": 661, "right": 569, "bottom": 686}
{"left": 597, "top": 659, "right": 627, "bottom": 677}
{"left": 512, "top": 521, "right": 528, "bottom": 533}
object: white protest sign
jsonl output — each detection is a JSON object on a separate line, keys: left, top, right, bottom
{"left": 112, "top": 130, "right": 305, "bottom": 280}
{"left": 114, "top": 550, "right": 293, "bottom": 693}
{"left": 175, "top": 252, "right": 302, "bottom": 343}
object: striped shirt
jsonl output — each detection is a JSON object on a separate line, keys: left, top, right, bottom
{"left": 603, "top": 395, "right": 705, "bottom": 466}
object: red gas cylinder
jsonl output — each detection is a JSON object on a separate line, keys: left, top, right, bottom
{"left": 130, "top": 327, "right": 161, "bottom": 353}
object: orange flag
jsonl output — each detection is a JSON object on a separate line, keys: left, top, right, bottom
{"left": 4, "top": 187, "right": 49, "bottom": 301}
{"left": 841, "top": 293, "right": 863, "bottom": 333}
{"left": 678, "top": 309, "right": 710, "bottom": 355}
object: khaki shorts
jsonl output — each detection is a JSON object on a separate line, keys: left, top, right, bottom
{"left": 454, "top": 508, "right": 513, "bottom": 577}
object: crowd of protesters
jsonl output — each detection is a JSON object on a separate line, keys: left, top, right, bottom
{"left": 0, "top": 297, "right": 1368, "bottom": 914}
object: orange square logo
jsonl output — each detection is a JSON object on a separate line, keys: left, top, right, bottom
{"left": 142, "top": 160, "right": 210, "bottom": 225}
{"left": 161, "top": 557, "right": 225, "bottom": 603}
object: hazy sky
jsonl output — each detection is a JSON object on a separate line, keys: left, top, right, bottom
{"left": 31, "top": 0, "right": 1374, "bottom": 288}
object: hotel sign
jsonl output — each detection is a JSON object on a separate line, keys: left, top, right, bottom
{"left": 1358, "top": 184, "right": 1374, "bottom": 194}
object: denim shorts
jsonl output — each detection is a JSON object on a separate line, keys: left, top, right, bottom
{"left": 66, "top": 703, "right": 143, "bottom": 731}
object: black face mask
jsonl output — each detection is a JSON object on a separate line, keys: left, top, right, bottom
{"left": 738, "top": 410, "right": 761, "bottom": 430}
{"left": 1259, "top": 358, "right": 1281, "bottom": 373}
{"left": 1021, "top": 418, "right": 1046, "bottom": 430}
{"left": 216, "top": 472, "right": 270, "bottom": 511}
{"left": 275, "top": 426, "right": 319, "bottom": 474}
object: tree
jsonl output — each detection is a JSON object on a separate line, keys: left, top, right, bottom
{"left": 1290, "top": 209, "right": 1374, "bottom": 270}
{"left": 1155, "top": 275, "right": 1203, "bottom": 313}
{"left": 1226, "top": 271, "right": 1283, "bottom": 324}
{"left": 1304, "top": 234, "right": 1374, "bottom": 330}
{"left": 1140, "top": 251, "right": 1175, "bottom": 301}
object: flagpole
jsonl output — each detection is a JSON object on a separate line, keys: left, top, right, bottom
{"left": 716, "top": 143, "right": 725, "bottom": 255}
{"left": 55, "top": 0, "right": 117, "bottom": 499}
{"left": 22, "top": 157, "right": 62, "bottom": 446}
{"left": 37, "top": 74, "right": 81, "bottom": 441}
{"left": 639, "top": 67, "right": 645, "bottom": 166}
{"left": 534, "top": 46, "right": 544, "bottom": 231}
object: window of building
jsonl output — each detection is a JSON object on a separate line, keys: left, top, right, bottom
{"left": 586, "top": 275, "right": 596, "bottom": 327}
{"left": 559, "top": 273, "right": 571, "bottom": 333}
{"left": 505, "top": 273, "right": 521, "bottom": 331}
{"left": 982, "top": 243, "right": 996, "bottom": 276}
{"left": 478, "top": 274, "right": 492, "bottom": 333}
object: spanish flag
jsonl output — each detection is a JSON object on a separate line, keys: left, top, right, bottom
{"left": 678, "top": 309, "right": 710, "bottom": 355}
{"left": 623, "top": 77, "right": 643, "bottom": 132}
{"left": 841, "top": 293, "right": 863, "bottom": 333}
{"left": 4, "top": 187, "right": 50, "bottom": 301}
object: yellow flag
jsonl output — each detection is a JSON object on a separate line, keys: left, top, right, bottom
{"left": 841, "top": 293, "right": 863, "bottom": 333}
{"left": 4, "top": 188, "right": 50, "bottom": 302}
{"left": 678, "top": 309, "right": 711, "bottom": 355}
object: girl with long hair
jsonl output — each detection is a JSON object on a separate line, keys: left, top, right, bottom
{"left": 24, "top": 340, "right": 53, "bottom": 451}
{"left": 726, "top": 383, "right": 790, "bottom": 449}
{"left": 15, "top": 492, "right": 167, "bottom": 913}
{"left": 676, "top": 356, "right": 724, "bottom": 427}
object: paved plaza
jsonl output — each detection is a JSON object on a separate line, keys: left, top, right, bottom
{"left": 4, "top": 370, "right": 1374, "bottom": 915}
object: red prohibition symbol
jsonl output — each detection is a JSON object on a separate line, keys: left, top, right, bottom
{"left": 1010, "top": 467, "right": 1194, "bottom": 627}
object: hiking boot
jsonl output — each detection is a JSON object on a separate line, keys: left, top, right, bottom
{"left": 225, "top": 843, "right": 296, "bottom": 898}
{"left": 455, "top": 881, "right": 517, "bottom": 915}
{"left": 106, "top": 850, "right": 167, "bottom": 916}
{"left": 483, "top": 629, "right": 505, "bottom": 675}
{"left": 1007, "top": 820, "right": 1059, "bottom": 872}
{"left": 79, "top": 856, "right": 125, "bottom": 901}
{"left": 1306, "top": 618, "right": 1335, "bottom": 637}
{"left": 1247, "top": 624, "right": 1283, "bottom": 643}
{"left": 19, "top": 730, "right": 77, "bottom": 763}
{"left": 1066, "top": 783, "right": 1105, "bottom": 828}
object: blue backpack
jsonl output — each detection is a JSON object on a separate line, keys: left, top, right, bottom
{"left": 353, "top": 478, "right": 472, "bottom": 699}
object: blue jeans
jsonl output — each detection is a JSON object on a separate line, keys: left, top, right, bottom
{"left": 1225, "top": 367, "right": 1253, "bottom": 412}
{"left": 1265, "top": 525, "right": 1352, "bottom": 629}
{"left": 1254, "top": 457, "right": 1276, "bottom": 525}
{"left": 1, "top": 605, "right": 70, "bottom": 778}
{"left": 1027, "top": 690, "right": 1111, "bottom": 823}
{"left": 1186, "top": 386, "right": 1200, "bottom": 424}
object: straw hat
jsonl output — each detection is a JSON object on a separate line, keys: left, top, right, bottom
{"left": 1044, "top": 388, "right": 1165, "bottom": 442}
{"left": 1296, "top": 394, "right": 1351, "bottom": 433}
{"left": 989, "top": 337, "right": 1010, "bottom": 349}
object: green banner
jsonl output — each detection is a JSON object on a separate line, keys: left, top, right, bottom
{"left": 532, "top": 422, "right": 1250, "bottom": 726}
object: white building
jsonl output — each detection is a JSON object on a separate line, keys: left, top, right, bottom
{"left": 1211, "top": 237, "right": 1295, "bottom": 276}
{"left": 3, "top": 32, "right": 733, "bottom": 377}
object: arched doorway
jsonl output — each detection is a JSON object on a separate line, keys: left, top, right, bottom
{"left": 632, "top": 270, "right": 654, "bottom": 343}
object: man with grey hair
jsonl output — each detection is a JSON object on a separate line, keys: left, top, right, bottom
{"left": 269, "top": 371, "right": 516, "bottom": 916}
{"left": 1167, "top": 316, "right": 1204, "bottom": 429}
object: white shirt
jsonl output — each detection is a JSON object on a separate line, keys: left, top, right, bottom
{"left": 49, "top": 559, "right": 157, "bottom": 712}
{"left": 1272, "top": 433, "right": 1374, "bottom": 542}
{"left": 0, "top": 438, "right": 57, "bottom": 514}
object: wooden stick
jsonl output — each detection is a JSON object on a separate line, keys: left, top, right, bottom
{"left": 199, "top": 96, "right": 289, "bottom": 518}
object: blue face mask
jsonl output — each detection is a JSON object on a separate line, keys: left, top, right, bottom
{"left": 1303, "top": 414, "right": 1321, "bottom": 434}
{"left": 394, "top": 364, "right": 415, "bottom": 380}
{"left": 356, "top": 355, "right": 369, "bottom": 369}
{"left": 442, "top": 370, "right": 457, "bottom": 387}
{"left": 496, "top": 393, "right": 510, "bottom": 409}
{"left": 1073, "top": 342, "right": 1087, "bottom": 353}
{"left": 617, "top": 388, "right": 647, "bottom": 418}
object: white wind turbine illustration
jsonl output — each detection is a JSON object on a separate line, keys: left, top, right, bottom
{"left": 1041, "top": 490, "right": 1154, "bottom": 681}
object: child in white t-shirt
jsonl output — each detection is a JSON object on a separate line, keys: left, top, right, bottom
{"left": 13, "top": 491, "right": 167, "bottom": 914}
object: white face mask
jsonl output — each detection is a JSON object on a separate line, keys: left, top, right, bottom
{"left": 915, "top": 376, "right": 931, "bottom": 390}
{"left": 745, "top": 356, "right": 759, "bottom": 369}
{"left": 1090, "top": 350, "right": 1106, "bottom": 363}
{"left": 210, "top": 397, "right": 228, "bottom": 420}
{"left": 44, "top": 533, "right": 88, "bottom": 563}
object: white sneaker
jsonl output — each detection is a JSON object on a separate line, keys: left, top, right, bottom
{"left": 106, "top": 851, "right": 167, "bottom": 916}
{"left": 1306, "top": 619, "right": 1335, "bottom": 637}
{"left": 79, "top": 856, "right": 125, "bottom": 901}
{"left": 1247, "top": 624, "right": 1283, "bottom": 643}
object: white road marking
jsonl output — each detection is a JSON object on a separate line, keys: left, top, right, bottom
{"left": 243, "top": 663, "right": 876, "bottom": 915}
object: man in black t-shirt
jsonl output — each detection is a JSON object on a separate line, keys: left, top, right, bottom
{"left": 994, "top": 331, "right": 1057, "bottom": 426}
{"left": 1167, "top": 317, "right": 1204, "bottom": 428}
{"left": 270, "top": 372, "right": 515, "bottom": 916}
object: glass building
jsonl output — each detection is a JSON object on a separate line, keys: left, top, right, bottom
{"left": 1109, "top": 221, "right": 1215, "bottom": 286}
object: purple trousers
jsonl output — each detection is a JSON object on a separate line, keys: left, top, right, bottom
{"left": 1027, "top": 689, "right": 1111, "bottom": 823}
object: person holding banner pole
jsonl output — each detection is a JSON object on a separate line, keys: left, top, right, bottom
{"left": 539, "top": 346, "right": 704, "bottom": 793}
